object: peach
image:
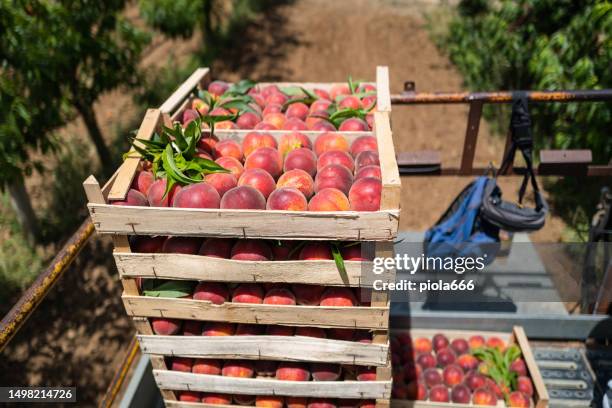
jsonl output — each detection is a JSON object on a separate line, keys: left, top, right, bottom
{"left": 193, "top": 282, "right": 229, "bottom": 304}
{"left": 255, "top": 121, "right": 278, "bottom": 130}
{"left": 413, "top": 337, "right": 433, "bottom": 354}
{"left": 131, "top": 170, "right": 155, "bottom": 196}
{"left": 339, "top": 118, "right": 369, "bottom": 132}
{"left": 162, "top": 237, "right": 202, "bottom": 254}
{"left": 338, "top": 95, "right": 362, "bottom": 110}
{"left": 256, "top": 395, "right": 284, "bottom": 408}
{"left": 231, "top": 240, "right": 272, "bottom": 261}
{"left": 456, "top": 353, "right": 479, "bottom": 371}
{"left": 354, "top": 151, "right": 380, "bottom": 171}
{"left": 277, "top": 170, "right": 315, "bottom": 199}
{"left": 327, "top": 328, "right": 355, "bottom": 341}
{"left": 299, "top": 243, "right": 332, "bottom": 260}
{"left": 266, "top": 92, "right": 288, "bottom": 106}
{"left": 234, "top": 394, "right": 256, "bottom": 405}
{"left": 451, "top": 384, "right": 471, "bottom": 403}
{"left": 238, "top": 169, "right": 276, "bottom": 199}
{"left": 313, "top": 88, "right": 331, "bottom": 100}
{"left": 204, "top": 173, "right": 237, "bottom": 197}
{"left": 263, "top": 112, "right": 286, "bottom": 130}
{"left": 182, "top": 320, "right": 202, "bottom": 336}
{"left": 263, "top": 287, "right": 296, "bottom": 305}
{"left": 315, "top": 164, "right": 353, "bottom": 195}
{"left": 314, "top": 132, "right": 350, "bottom": 156}
{"left": 245, "top": 147, "right": 283, "bottom": 178}
{"left": 429, "top": 384, "right": 450, "bottom": 403}
{"left": 311, "top": 120, "right": 336, "bottom": 131}
{"left": 283, "top": 118, "right": 308, "bottom": 131}
{"left": 508, "top": 391, "right": 530, "bottom": 407}
{"left": 131, "top": 236, "right": 166, "bottom": 253}
{"left": 361, "top": 95, "right": 376, "bottom": 110}
{"left": 213, "top": 139, "right": 243, "bottom": 161}
{"left": 486, "top": 336, "right": 506, "bottom": 351}
{"left": 472, "top": 387, "right": 497, "bottom": 406}
{"left": 266, "top": 325, "right": 295, "bottom": 336}
{"left": 330, "top": 84, "right": 351, "bottom": 100}
{"left": 357, "top": 84, "right": 376, "bottom": 93}
{"left": 291, "top": 284, "right": 324, "bottom": 306}
{"left": 216, "top": 120, "right": 238, "bottom": 129}
{"left": 178, "top": 391, "right": 202, "bottom": 402}
{"left": 236, "top": 323, "right": 265, "bottom": 336}
{"left": 295, "top": 327, "right": 327, "bottom": 338}
{"left": 510, "top": 358, "right": 528, "bottom": 376}
{"left": 317, "top": 150, "right": 355, "bottom": 172}
{"left": 308, "top": 188, "right": 351, "bottom": 211}
{"left": 485, "top": 377, "right": 504, "bottom": 399}
{"left": 306, "top": 114, "right": 330, "bottom": 129}
{"left": 423, "top": 367, "right": 443, "bottom": 387}
{"left": 243, "top": 132, "right": 277, "bottom": 157}
{"left": 267, "top": 187, "right": 308, "bottom": 211}
{"left": 232, "top": 283, "right": 264, "bottom": 304}
{"left": 443, "top": 364, "right": 464, "bottom": 386}
{"left": 191, "top": 97, "right": 209, "bottom": 115}
{"left": 171, "top": 357, "right": 193, "bottom": 372}
{"left": 261, "top": 85, "right": 281, "bottom": 98}
{"left": 208, "top": 80, "right": 229, "bottom": 96}
{"left": 356, "top": 366, "right": 376, "bottom": 381}
{"left": 311, "top": 363, "right": 341, "bottom": 381}
{"left": 151, "top": 318, "right": 181, "bottom": 335}
{"left": 221, "top": 186, "right": 266, "bottom": 209}
{"left": 215, "top": 156, "right": 244, "bottom": 179}
{"left": 284, "top": 147, "right": 317, "bottom": 176}
{"left": 432, "top": 333, "right": 450, "bottom": 351}
{"left": 320, "top": 287, "right": 357, "bottom": 307}
{"left": 195, "top": 149, "right": 213, "bottom": 160}
{"left": 286, "top": 102, "right": 310, "bottom": 120}
{"left": 279, "top": 132, "right": 312, "bottom": 156}
{"left": 199, "top": 238, "right": 233, "bottom": 258}
{"left": 255, "top": 360, "right": 278, "bottom": 377}
{"left": 340, "top": 243, "right": 370, "bottom": 261}
{"left": 417, "top": 353, "right": 437, "bottom": 369}
{"left": 147, "top": 179, "right": 181, "bottom": 207}
{"left": 202, "top": 322, "right": 236, "bottom": 336}
{"left": 276, "top": 362, "right": 310, "bottom": 381}
{"left": 222, "top": 360, "right": 254, "bottom": 378}
{"left": 451, "top": 338, "right": 470, "bottom": 355}
{"left": 348, "top": 177, "right": 381, "bottom": 211}
{"left": 263, "top": 103, "right": 283, "bottom": 116}
{"left": 350, "top": 136, "right": 378, "bottom": 157}
{"left": 517, "top": 376, "right": 534, "bottom": 397}
{"left": 209, "top": 107, "right": 230, "bottom": 116}
{"left": 237, "top": 111, "right": 261, "bottom": 129}
{"left": 310, "top": 99, "right": 332, "bottom": 113}
{"left": 286, "top": 396, "right": 308, "bottom": 408}
{"left": 271, "top": 240, "right": 297, "bottom": 260}
{"left": 437, "top": 347, "right": 457, "bottom": 367}
{"left": 182, "top": 109, "right": 199, "bottom": 126}
{"left": 469, "top": 335, "right": 485, "bottom": 349}
{"left": 198, "top": 135, "right": 218, "bottom": 155}
{"left": 172, "top": 182, "right": 221, "bottom": 209}
{"left": 202, "top": 393, "right": 232, "bottom": 405}
{"left": 464, "top": 372, "right": 487, "bottom": 391}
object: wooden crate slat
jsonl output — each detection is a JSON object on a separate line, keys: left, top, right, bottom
{"left": 114, "top": 252, "right": 393, "bottom": 286}
{"left": 122, "top": 295, "right": 389, "bottom": 329}
{"left": 376, "top": 67, "right": 392, "bottom": 113}
{"left": 153, "top": 370, "right": 392, "bottom": 399}
{"left": 160, "top": 67, "right": 210, "bottom": 114}
{"left": 374, "top": 112, "right": 401, "bottom": 212}
{"left": 89, "top": 204, "right": 399, "bottom": 240}
{"left": 137, "top": 335, "right": 389, "bottom": 366}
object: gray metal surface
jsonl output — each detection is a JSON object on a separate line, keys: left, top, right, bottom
{"left": 119, "top": 355, "right": 163, "bottom": 408}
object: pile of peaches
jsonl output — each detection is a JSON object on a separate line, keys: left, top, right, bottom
{"left": 391, "top": 333, "right": 535, "bottom": 407}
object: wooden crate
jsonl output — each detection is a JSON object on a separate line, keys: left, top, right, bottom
{"left": 83, "top": 66, "right": 400, "bottom": 241}
{"left": 390, "top": 327, "right": 549, "bottom": 408}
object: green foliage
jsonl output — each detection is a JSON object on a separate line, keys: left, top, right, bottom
{"left": 139, "top": 0, "right": 203, "bottom": 38}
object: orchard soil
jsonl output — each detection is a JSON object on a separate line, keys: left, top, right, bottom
{"left": 0, "top": 1, "right": 568, "bottom": 406}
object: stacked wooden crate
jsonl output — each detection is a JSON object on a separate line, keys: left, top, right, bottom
{"left": 84, "top": 66, "right": 401, "bottom": 407}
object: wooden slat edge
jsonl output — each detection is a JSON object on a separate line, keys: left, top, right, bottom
{"left": 160, "top": 67, "right": 210, "bottom": 114}
{"left": 512, "top": 326, "right": 549, "bottom": 407}
{"left": 107, "top": 109, "right": 162, "bottom": 201}
{"left": 374, "top": 112, "right": 401, "bottom": 211}
{"left": 376, "top": 66, "right": 391, "bottom": 113}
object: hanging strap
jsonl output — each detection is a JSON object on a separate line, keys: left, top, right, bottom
{"left": 498, "top": 93, "right": 544, "bottom": 211}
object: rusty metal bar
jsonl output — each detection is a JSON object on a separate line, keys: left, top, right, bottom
{"left": 99, "top": 336, "right": 140, "bottom": 408}
{"left": 390, "top": 89, "right": 612, "bottom": 105}
{"left": 460, "top": 101, "right": 483, "bottom": 174}
{"left": 397, "top": 165, "right": 611, "bottom": 177}
{"left": 0, "top": 219, "right": 94, "bottom": 352}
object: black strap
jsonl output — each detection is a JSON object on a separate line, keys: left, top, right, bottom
{"left": 498, "top": 93, "right": 544, "bottom": 211}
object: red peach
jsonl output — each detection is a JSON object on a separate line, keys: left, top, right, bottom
{"left": 464, "top": 371, "right": 487, "bottom": 391}
{"left": 193, "top": 282, "right": 229, "bottom": 304}
{"left": 263, "top": 103, "right": 283, "bottom": 116}
{"left": 286, "top": 102, "right": 310, "bottom": 121}
{"left": 283, "top": 118, "right": 308, "bottom": 131}
{"left": 311, "top": 120, "right": 336, "bottom": 131}
{"left": 261, "top": 85, "right": 281, "bottom": 98}
{"left": 295, "top": 326, "right": 327, "bottom": 338}
{"left": 510, "top": 358, "right": 528, "bottom": 376}
{"left": 284, "top": 147, "right": 317, "bottom": 176}
{"left": 182, "top": 320, "right": 202, "bottom": 336}
{"left": 451, "top": 384, "right": 472, "bottom": 404}
{"left": 312, "top": 88, "right": 331, "bottom": 100}
{"left": 245, "top": 147, "right": 283, "bottom": 178}
{"left": 432, "top": 333, "right": 450, "bottom": 351}
{"left": 356, "top": 366, "right": 376, "bottom": 381}
{"left": 256, "top": 395, "right": 284, "bottom": 408}
{"left": 310, "top": 99, "right": 332, "bottom": 113}
{"left": 413, "top": 337, "right": 433, "bottom": 354}
{"left": 486, "top": 336, "right": 506, "bottom": 351}
{"left": 469, "top": 335, "right": 485, "bottom": 349}
{"left": 315, "top": 164, "right": 353, "bottom": 195}
{"left": 238, "top": 169, "right": 276, "bottom": 199}
{"left": 276, "top": 362, "right": 310, "bottom": 381}
{"left": 209, "top": 107, "right": 230, "bottom": 116}
{"left": 171, "top": 357, "right": 193, "bottom": 372}
{"left": 236, "top": 111, "right": 261, "bottom": 129}
{"left": 508, "top": 391, "right": 530, "bottom": 407}
{"left": 485, "top": 377, "right": 504, "bottom": 399}
{"left": 151, "top": 318, "right": 181, "bottom": 335}
{"left": 456, "top": 354, "right": 479, "bottom": 372}
{"left": 221, "top": 186, "right": 266, "bottom": 209}
{"left": 202, "top": 322, "right": 236, "bottom": 336}
{"left": 263, "top": 287, "right": 296, "bottom": 305}
{"left": 213, "top": 139, "right": 243, "bottom": 161}
{"left": 277, "top": 170, "right": 315, "bottom": 198}
{"left": 357, "top": 84, "right": 376, "bottom": 93}
{"left": 443, "top": 364, "right": 464, "bottom": 386}
{"left": 266, "top": 325, "right": 295, "bottom": 336}
{"left": 205, "top": 173, "right": 237, "bottom": 197}
{"left": 339, "top": 118, "right": 369, "bottom": 132}
{"left": 326, "top": 328, "right": 355, "bottom": 341}
{"left": 222, "top": 360, "right": 254, "bottom": 378}
{"left": 291, "top": 284, "right": 324, "bottom": 306}
{"left": 451, "top": 338, "right": 470, "bottom": 355}
{"left": 517, "top": 376, "right": 534, "bottom": 397}
{"left": 255, "top": 121, "right": 278, "bottom": 130}
{"left": 162, "top": 237, "right": 203, "bottom": 254}
{"left": 202, "top": 393, "right": 232, "bottom": 404}
{"left": 314, "top": 132, "right": 350, "bottom": 156}
{"left": 320, "top": 287, "right": 357, "bottom": 307}
{"left": 215, "top": 156, "right": 244, "bottom": 179}
{"left": 255, "top": 360, "right": 278, "bottom": 377}
{"left": 178, "top": 391, "right": 201, "bottom": 402}
{"left": 317, "top": 150, "right": 355, "bottom": 172}
{"left": 348, "top": 177, "right": 381, "bottom": 211}
{"left": 437, "top": 347, "right": 457, "bottom": 367}
{"left": 311, "top": 363, "right": 341, "bottom": 381}
{"left": 350, "top": 136, "right": 378, "bottom": 157}
{"left": 195, "top": 149, "right": 213, "bottom": 160}
{"left": 472, "top": 387, "right": 497, "bottom": 406}
{"left": 286, "top": 397, "right": 308, "bottom": 408}
{"left": 429, "top": 384, "right": 450, "bottom": 403}
{"left": 266, "top": 92, "right": 288, "bottom": 106}
{"left": 232, "top": 283, "right": 265, "bottom": 304}
{"left": 308, "top": 188, "right": 351, "bottom": 211}
{"left": 305, "top": 113, "right": 330, "bottom": 129}
{"left": 267, "top": 187, "right": 308, "bottom": 211}
{"left": 362, "top": 96, "right": 376, "bottom": 110}
{"left": 417, "top": 353, "right": 437, "bottom": 369}
{"left": 338, "top": 95, "right": 362, "bottom": 110}
{"left": 263, "top": 112, "right": 286, "bottom": 130}
{"left": 250, "top": 93, "right": 265, "bottom": 108}
{"left": 423, "top": 367, "right": 443, "bottom": 387}
{"left": 299, "top": 243, "right": 332, "bottom": 260}
{"left": 172, "top": 182, "right": 221, "bottom": 209}
{"left": 330, "top": 84, "right": 350, "bottom": 100}
{"left": 147, "top": 179, "right": 181, "bottom": 207}
{"left": 340, "top": 243, "right": 371, "bottom": 261}
{"left": 182, "top": 109, "right": 199, "bottom": 127}
{"left": 131, "top": 171, "right": 155, "bottom": 196}
{"left": 131, "top": 236, "right": 166, "bottom": 253}
{"left": 231, "top": 240, "right": 272, "bottom": 261}
{"left": 243, "top": 132, "right": 277, "bottom": 157}
{"left": 199, "top": 238, "right": 233, "bottom": 258}
{"left": 191, "top": 97, "right": 209, "bottom": 115}
{"left": 235, "top": 323, "right": 265, "bottom": 335}
{"left": 279, "top": 132, "right": 312, "bottom": 156}
{"left": 198, "top": 135, "right": 218, "bottom": 155}
{"left": 271, "top": 240, "right": 297, "bottom": 260}
{"left": 208, "top": 80, "right": 229, "bottom": 96}
{"left": 354, "top": 151, "right": 380, "bottom": 171}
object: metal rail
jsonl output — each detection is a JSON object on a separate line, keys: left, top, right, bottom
{"left": 99, "top": 336, "right": 140, "bottom": 408}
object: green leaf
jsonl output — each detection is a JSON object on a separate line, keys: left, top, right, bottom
{"left": 191, "top": 157, "right": 230, "bottom": 174}
{"left": 162, "top": 145, "right": 201, "bottom": 184}
{"left": 226, "top": 79, "right": 256, "bottom": 95}
{"left": 282, "top": 97, "right": 316, "bottom": 110}
{"left": 143, "top": 280, "right": 194, "bottom": 298}
{"left": 331, "top": 243, "right": 350, "bottom": 285}
{"left": 280, "top": 86, "right": 304, "bottom": 96}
